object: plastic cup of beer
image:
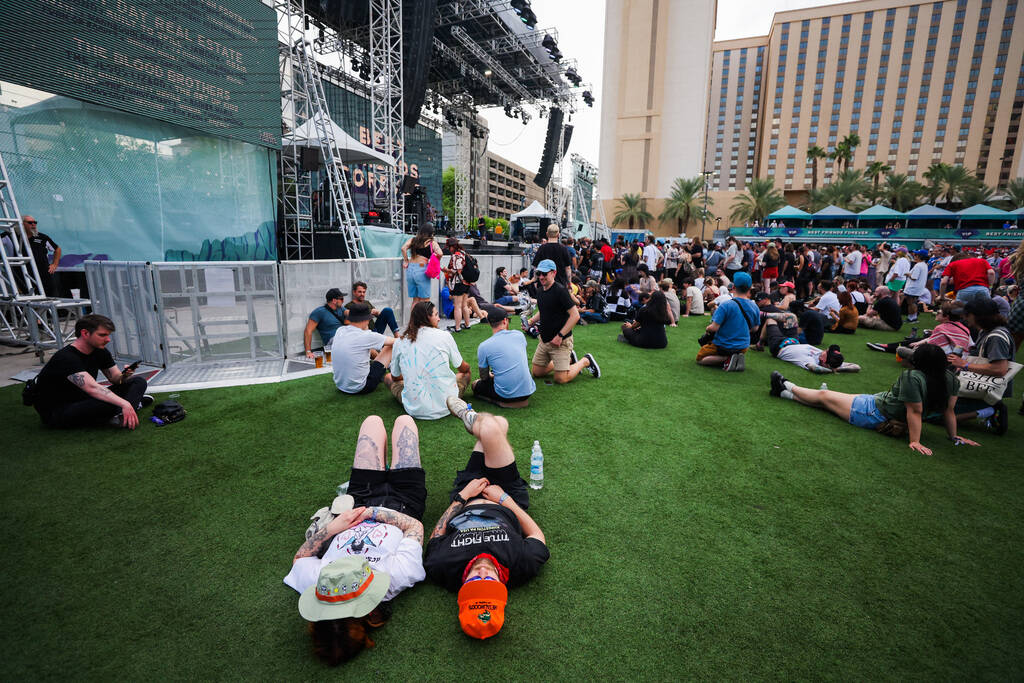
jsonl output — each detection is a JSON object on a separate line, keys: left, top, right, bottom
{"left": 325, "top": 349, "right": 332, "bottom": 364}
{"left": 70, "top": 288, "right": 81, "bottom": 299}
{"left": 314, "top": 352, "right": 324, "bottom": 369}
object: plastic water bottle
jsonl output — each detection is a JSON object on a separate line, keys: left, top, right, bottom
{"left": 529, "top": 441, "right": 544, "bottom": 490}
{"left": 820, "top": 382, "right": 828, "bottom": 391}
{"left": 336, "top": 481, "right": 349, "bottom": 496}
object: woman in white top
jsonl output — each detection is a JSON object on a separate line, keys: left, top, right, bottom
{"left": 390, "top": 301, "right": 471, "bottom": 420}
{"left": 902, "top": 250, "right": 930, "bottom": 323}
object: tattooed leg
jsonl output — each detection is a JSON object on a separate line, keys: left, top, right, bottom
{"left": 390, "top": 416, "right": 421, "bottom": 469}
{"left": 353, "top": 415, "right": 386, "bottom": 470}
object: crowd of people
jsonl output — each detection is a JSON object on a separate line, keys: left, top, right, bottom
{"left": 21, "top": 219, "right": 1023, "bottom": 665}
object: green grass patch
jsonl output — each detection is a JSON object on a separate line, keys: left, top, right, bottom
{"left": 1, "top": 313, "right": 1022, "bottom": 680}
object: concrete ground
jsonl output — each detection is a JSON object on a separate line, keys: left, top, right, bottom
{"left": 0, "top": 343, "right": 46, "bottom": 388}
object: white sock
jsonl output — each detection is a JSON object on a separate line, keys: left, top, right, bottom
{"left": 781, "top": 389, "right": 795, "bottom": 400}
{"left": 783, "top": 380, "right": 796, "bottom": 391}
{"left": 977, "top": 407, "right": 995, "bottom": 419}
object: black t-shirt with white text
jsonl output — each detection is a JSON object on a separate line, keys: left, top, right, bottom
{"left": 536, "top": 282, "right": 575, "bottom": 343}
{"left": 424, "top": 504, "right": 549, "bottom": 591}
{"left": 35, "top": 345, "right": 114, "bottom": 411}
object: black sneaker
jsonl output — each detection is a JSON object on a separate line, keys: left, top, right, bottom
{"left": 139, "top": 394, "right": 154, "bottom": 409}
{"left": 569, "top": 349, "right": 578, "bottom": 365}
{"left": 866, "top": 343, "right": 888, "bottom": 352}
{"left": 583, "top": 353, "right": 600, "bottom": 378}
{"left": 985, "top": 401, "right": 1008, "bottom": 436}
{"left": 770, "top": 370, "right": 788, "bottom": 397}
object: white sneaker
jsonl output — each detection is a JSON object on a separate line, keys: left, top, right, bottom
{"left": 446, "top": 395, "right": 478, "bottom": 434}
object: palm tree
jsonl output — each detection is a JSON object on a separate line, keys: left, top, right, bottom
{"left": 659, "top": 176, "right": 710, "bottom": 232}
{"left": 828, "top": 142, "right": 848, "bottom": 178}
{"left": 881, "top": 173, "right": 926, "bottom": 212}
{"left": 1004, "top": 178, "right": 1024, "bottom": 208}
{"left": 808, "top": 169, "right": 869, "bottom": 211}
{"left": 958, "top": 179, "right": 996, "bottom": 207}
{"left": 923, "top": 162, "right": 974, "bottom": 208}
{"left": 865, "top": 161, "right": 892, "bottom": 197}
{"left": 806, "top": 145, "right": 828, "bottom": 191}
{"left": 729, "top": 178, "right": 786, "bottom": 224}
{"left": 841, "top": 133, "right": 861, "bottom": 171}
{"left": 613, "top": 193, "right": 653, "bottom": 230}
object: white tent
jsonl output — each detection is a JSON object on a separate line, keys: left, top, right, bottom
{"left": 511, "top": 200, "right": 554, "bottom": 220}
{"left": 282, "top": 115, "right": 395, "bottom": 166}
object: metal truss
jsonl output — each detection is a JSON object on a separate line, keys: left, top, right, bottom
{"left": 369, "top": 0, "right": 405, "bottom": 231}
{"left": 0, "top": 150, "right": 46, "bottom": 300}
{"left": 546, "top": 123, "right": 566, "bottom": 220}
{"left": 435, "top": 0, "right": 501, "bottom": 27}
{"left": 452, "top": 122, "right": 471, "bottom": 232}
{"left": 432, "top": 38, "right": 511, "bottom": 107}
{"left": 277, "top": 0, "right": 315, "bottom": 260}
{"left": 449, "top": 25, "right": 533, "bottom": 101}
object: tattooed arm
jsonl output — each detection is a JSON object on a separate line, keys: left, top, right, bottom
{"left": 369, "top": 507, "right": 424, "bottom": 546}
{"left": 428, "top": 500, "right": 464, "bottom": 541}
{"left": 293, "top": 507, "right": 371, "bottom": 563}
{"left": 68, "top": 371, "right": 138, "bottom": 429}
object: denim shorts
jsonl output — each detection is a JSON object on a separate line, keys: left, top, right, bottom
{"left": 849, "top": 394, "right": 887, "bottom": 429}
{"left": 407, "top": 262, "right": 431, "bottom": 298}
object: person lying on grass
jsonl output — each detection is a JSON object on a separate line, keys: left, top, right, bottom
{"left": 285, "top": 415, "right": 426, "bottom": 665}
{"left": 865, "top": 300, "right": 972, "bottom": 362}
{"left": 769, "top": 344, "right": 980, "bottom": 456}
{"left": 759, "top": 317, "right": 860, "bottom": 373}
{"left": 422, "top": 397, "right": 550, "bottom": 639}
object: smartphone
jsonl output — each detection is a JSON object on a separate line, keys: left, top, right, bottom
{"left": 126, "top": 360, "right": 142, "bottom": 371}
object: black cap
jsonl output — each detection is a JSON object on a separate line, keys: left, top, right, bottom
{"left": 964, "top": 297, "right": 999, "bottom": 317}
{"left": 346, "top": 302, "right": 373, "bottom": 323}
{"left": 325, "top": 288, "right": 346, "bottom": 301}
{"left": 754, "top": 291, "right": 770, "bottom": 301}
{"left": 825, "top": 344, "right": 844, "bottom": 369}
{"left": 486, "top": 308, "right": 508, "bottom": 326}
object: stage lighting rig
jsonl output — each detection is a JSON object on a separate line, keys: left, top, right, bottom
{"left": 582, "top": 90, "right": 594, "bottom": 107}
{"left": 565, "top": 67, "right": 582, "bottom": 86}
{"left": 542, "top": 34, "right": 557, "bottom": 51}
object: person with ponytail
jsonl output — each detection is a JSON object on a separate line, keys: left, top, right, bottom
{"left": 768, "top": 344, "right": 977, "bottom": 456}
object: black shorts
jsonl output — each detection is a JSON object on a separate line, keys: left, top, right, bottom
{"left": 472, "top": 376, "right": 531, "bottom": 404}
{"left": 352, "top": 360, "right": 388, "bottom": 395}
{"left": 452, "top": 282, "right": 470, "bottom": 296}
{"left": 764, "top": 323, "right": 795, "bottom": 357}
{"left": 349, "top": 467, "right": 427, "bottom": 521}
{"left": 450, "top": 451, "right": 531, "bottom": 510}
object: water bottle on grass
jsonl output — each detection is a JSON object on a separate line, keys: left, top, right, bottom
{"left": 529, "top": 441, "right": 544, "bottom": 490}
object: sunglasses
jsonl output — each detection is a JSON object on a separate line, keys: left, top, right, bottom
{"left": 464, "top": 576, "right": 499, "bottom": 583}
{"left": 25, "top": 221, "right": 37, "bottom": 224}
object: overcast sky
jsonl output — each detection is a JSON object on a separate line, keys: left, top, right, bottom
{"left": 481, "top": 0, "right": 853, "bottom": 187}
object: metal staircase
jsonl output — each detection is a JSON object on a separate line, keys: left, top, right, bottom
{"left": 0, "top": 150, "right": 46, "bottom": 300}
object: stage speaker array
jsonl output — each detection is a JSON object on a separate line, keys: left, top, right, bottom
{"left": 402, "top": 0, "right": 437, "bottom": 127}
{"left": 533, "top": 107, "right": 563, "bottom": 189}
{"left": 561, "top": 124, "right": 574, "bottom": 155}
{"left": 300, "top": 147, "right": 321, "bottom": 172}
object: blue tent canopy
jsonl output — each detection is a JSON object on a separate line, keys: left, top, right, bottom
{"left": 905, "top": 204, "right": 957, "bottom": 218}
{"left": 813, "top": 204, "right": 858, "bottom": 217}
{"left": 765, "top": 205, "right": 812, "bottom": 220}
{"left": 856, "top": 204, "right": 906, "bottom": 220}
{"left": 957, "top": 204, "right": 1015, "bottom": 220}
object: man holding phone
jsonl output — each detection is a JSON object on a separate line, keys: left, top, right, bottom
{"left": 30, "top": 314, "right": 152, "bottom": 429}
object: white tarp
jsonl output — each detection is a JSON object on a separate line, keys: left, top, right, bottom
{"left": 282, "top": 115, "right": 395, "bottom": 166}
{"left": 512, "top": 200, "right": 554, "bottom": 220}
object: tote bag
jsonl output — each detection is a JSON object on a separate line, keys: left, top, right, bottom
{"left": 956, "top": 329, "right": 1023, "bottom": 405}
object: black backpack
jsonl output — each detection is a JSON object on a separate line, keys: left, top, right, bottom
{"left": 22, "top": 377, "right": 39, "bottom": 406}
{"left": 461, "top": 254, "right": 480, "bottom": 283}
{"left": 152, "top": 400, "right": 187, "bottom": 425}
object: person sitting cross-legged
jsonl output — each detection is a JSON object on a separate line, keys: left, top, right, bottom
{"left": 284, "top": 415, "right": 427, "bottom": 666}
{"left": 345, "top": 281, "right": 399, "bottom": 337}
{"left": 472, "top": 308, "right": 536, "bottom": 408}
{"left": 331, "top": 302, "right": 395, "bottom": 395}
{"left": 424, "top": 398, "right": 550, "bottom": 639}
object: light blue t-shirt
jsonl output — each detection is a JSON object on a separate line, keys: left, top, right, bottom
{"left": 309, "top": 305, "right": 346, "bottom": 347}
{"left": 711, "top": 297, "right": 758, "bottom": 351}
{"left": 477, "top": 329, "right": 536, "bottom": 399}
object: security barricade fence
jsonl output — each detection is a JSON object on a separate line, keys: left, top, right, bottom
{"left": 83, "top": 252, "right": 530, "bottom": 368}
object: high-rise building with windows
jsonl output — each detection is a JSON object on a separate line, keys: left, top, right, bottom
{"left": 708, "top": 0, "right": 1023, "bottom": 204}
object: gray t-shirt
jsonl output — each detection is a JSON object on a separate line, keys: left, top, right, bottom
{"left": 975, "top": 327, "right": 1015, "bottom": 394}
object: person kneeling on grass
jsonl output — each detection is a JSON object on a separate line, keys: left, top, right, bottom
{"left": 760, "top": 317, "right": 860, "bottom": 373}
{"left": 524, "top": 259, "right": 601, "bottom": 384}
{"left": 472, "top": 308, "right": 536, "bottom": 408}
{"left": 423, "top": 398, "right": 550, "bottom": 639}
{"left": 768, "top": 344, "right": 978, "bottom": 456}
{"left": 285, "top": 415, "right": 427, "bottom": 665}
{"left": 696, "top": 271, "right": 759, "bottom": 372}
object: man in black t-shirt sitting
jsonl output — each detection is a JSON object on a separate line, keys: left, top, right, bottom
{"left": 31, "top": 314, "right": 151, "bottom": 429}
{"left": 859, "top": 286, "right": 903, "bottom": 332}
{"left": 426, "top": 399, "right": 550, "bottom": 639}
{"left": 523, "top": 259, "right": 600, "bottom": 384}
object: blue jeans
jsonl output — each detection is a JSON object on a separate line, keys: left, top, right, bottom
{"left": 849, "top": 394, "right": 887, "bottom": 429}
{"left": 373, "top": 307, "right": 398, "bottom": 335}
{"left": 407, "top": 262, "right": 431, "bottom": 298}
{"left": 495, "top": 295, "right": 518, "bottom": 306}
{"left": 956, "top": 285, "right": 990, "bottom": 306}
{"left": 580, "top": 311, "right": 608, "bottom": 323}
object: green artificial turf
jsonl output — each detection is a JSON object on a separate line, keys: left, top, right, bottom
{"left": 1, "top": 312, "right": 1022, "bottom": 680}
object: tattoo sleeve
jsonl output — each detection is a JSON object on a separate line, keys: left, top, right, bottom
{"left": 429, "top": 501, "right": 464, "bottom": 540}
{"left": 294, "top": 526, "right": 334, "bottom": 561}
{"left": 353, "top": 434, "right": 382, "bottom": 470}
{"left": 371, "top": 507, "right": 424, "bottom": 545}
{"left": 393, "top": 426, "right": 420, "bottom": 469}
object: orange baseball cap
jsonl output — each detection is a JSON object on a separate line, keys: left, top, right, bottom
{"left": 457, "top": 578, "right": 508, "bottom": 639}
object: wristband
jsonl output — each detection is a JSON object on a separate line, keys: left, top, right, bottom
{"left": 453, "top": 493, "right": 466, "bottom": 506}
{"left": 498, "top": 493, "right": 510, "bottom": 505}
{"left": 370, "top": 507, "right": 377, "bottom": 522}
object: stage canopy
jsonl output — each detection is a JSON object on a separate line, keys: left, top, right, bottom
{"left": 512, "top": 200, "right": 554, "bottom": 220}
{"left": 905, "top": 204, "right": 957, "bottom": 219}
{"left": 813, "top": 204, "right": 858, "bottom": 218}
{"left": 957, "top": 204, "right": 1016, "bottom": 220}
{"left": 765, "top": 205, "right": 812, "bottom": 220}
{"left": 282, "top": 115, "right": 395, "bottom": 166}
